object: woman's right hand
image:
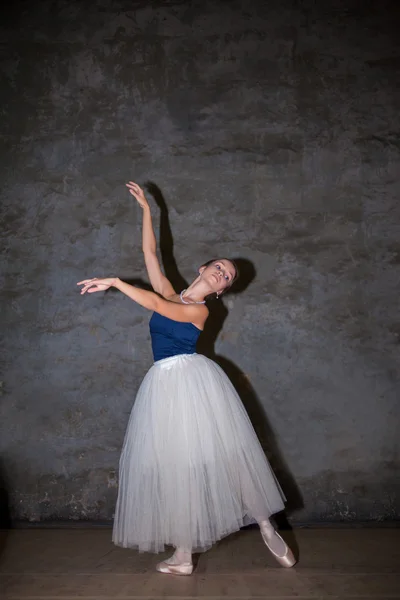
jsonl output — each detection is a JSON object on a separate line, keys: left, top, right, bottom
{"left": 126, "top": 181, "right": 149, "bottom": 209}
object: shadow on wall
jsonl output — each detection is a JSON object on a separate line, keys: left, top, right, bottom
{"left": 0, "top": 459, "right": 11, "bottom": 559}
{"left": 145, "top": 182, "right": 304, "bottom": 525}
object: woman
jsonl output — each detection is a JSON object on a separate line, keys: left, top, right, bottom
{"left": 78, "top": 181, "right": 296, "bottom": 576}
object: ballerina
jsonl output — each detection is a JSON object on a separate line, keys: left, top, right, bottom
{"left": 77, "top": 181, "right": 296, "bottom": 576}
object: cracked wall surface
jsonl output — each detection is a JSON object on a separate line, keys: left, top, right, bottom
{"left": 1, "top": 0, "right": 399, "bottom": 523}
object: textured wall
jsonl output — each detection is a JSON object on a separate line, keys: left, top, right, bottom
{"left": 1, "top": 0, "right": 399, "bottom": 523}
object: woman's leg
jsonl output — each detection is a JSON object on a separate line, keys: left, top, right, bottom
{"left": 164, "top": 547, "right": 192, "bottom": 565}
{"left": 258, "top": 518, "right": 287, "bottom": 556}
{"left": 238, "top": 468, "right": 293, "bottom": 561}
{"left": 257, "top": 517, "right": 297, "bottom": 567}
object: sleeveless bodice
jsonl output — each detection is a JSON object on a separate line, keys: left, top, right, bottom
{"left": 149, "top": 312, "right": 201, "bottom": 361}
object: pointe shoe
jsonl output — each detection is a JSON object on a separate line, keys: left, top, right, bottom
{"left": 156, "top": 560, "right": 193, "bottom": 576}
{"left": 261, "top": 530, "right": 297, "bottom": 568}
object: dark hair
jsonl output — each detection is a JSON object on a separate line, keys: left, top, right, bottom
{"left": 200, "top": 258, "right": 239, "bottom": 297}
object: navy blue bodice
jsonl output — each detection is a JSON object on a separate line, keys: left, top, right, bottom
{"left": 149, "top": 312, "right": 202, "bottom": 361}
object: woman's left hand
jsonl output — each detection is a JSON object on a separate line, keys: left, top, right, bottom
{"left": 77, "top": 277, "right": 116, "bottom": 295}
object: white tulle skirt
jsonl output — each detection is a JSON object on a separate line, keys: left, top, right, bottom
{"left": 112, "top": 353, "right": 286, "bottom": 553}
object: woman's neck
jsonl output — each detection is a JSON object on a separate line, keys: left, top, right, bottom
{"left": 183, "top": 279, "right": 211, "bottom": 303}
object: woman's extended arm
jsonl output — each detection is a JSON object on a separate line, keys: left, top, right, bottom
{"left": 126, "top": 181, "right": 175, "bottom": 298}
{"left": 77, "top": 277, "right": 208, "bottom": 328}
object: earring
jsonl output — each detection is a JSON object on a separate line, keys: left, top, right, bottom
{"left": 216, "top": 292, "right": 220, "bottom": 299}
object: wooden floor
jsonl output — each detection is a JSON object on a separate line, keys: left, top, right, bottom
{"left": 1, "top": 526, "right": 399, "bottom": 599}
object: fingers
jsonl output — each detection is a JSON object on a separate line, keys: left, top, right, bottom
{"left": 77, "top": 278, "right": 97, "bottom": 296}
{"left": 80, "top": 284, "right": 99, "bottom": 295}
{"left": 126, "top": 181, "right": 144, "bottom": 196}
{"left": 126, "top": 181, "right": 142, "bottom": 191}
{"left": 126, "top": 181, "right": 148, "bottom": 208}
{"left": 77, "top": 278, "right": 96, "bottom": 285}
{"left": 77, "top": 279, "right": 107, "bottom": 295}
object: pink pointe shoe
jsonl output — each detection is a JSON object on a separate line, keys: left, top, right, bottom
{"left": 156, "top": 560, "right": 193, "bottom": 576}
{"left": 261, "top": 529, "right": 297, "bottom": 568}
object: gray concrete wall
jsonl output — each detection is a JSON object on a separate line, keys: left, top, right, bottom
{"left": 1, "top": 0, "right": 399, "bottom": 523}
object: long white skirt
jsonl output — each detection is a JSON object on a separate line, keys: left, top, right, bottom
{"left": 112, "top": 353, "right": 285, "bottom": 553}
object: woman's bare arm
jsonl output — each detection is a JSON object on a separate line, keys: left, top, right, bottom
{"left": 126, "top": 181, "right": 175, "bottom": 299}
{"left": 77, "top": 277, "right": 208, "bottom": 328}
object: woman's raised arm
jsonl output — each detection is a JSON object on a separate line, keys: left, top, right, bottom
{"left": 126, "top": 181, "right": 175, "bottom": 299}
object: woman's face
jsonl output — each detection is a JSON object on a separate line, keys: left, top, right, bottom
{"left": 201, "top": 259, "right": 236, "bottom": 294}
